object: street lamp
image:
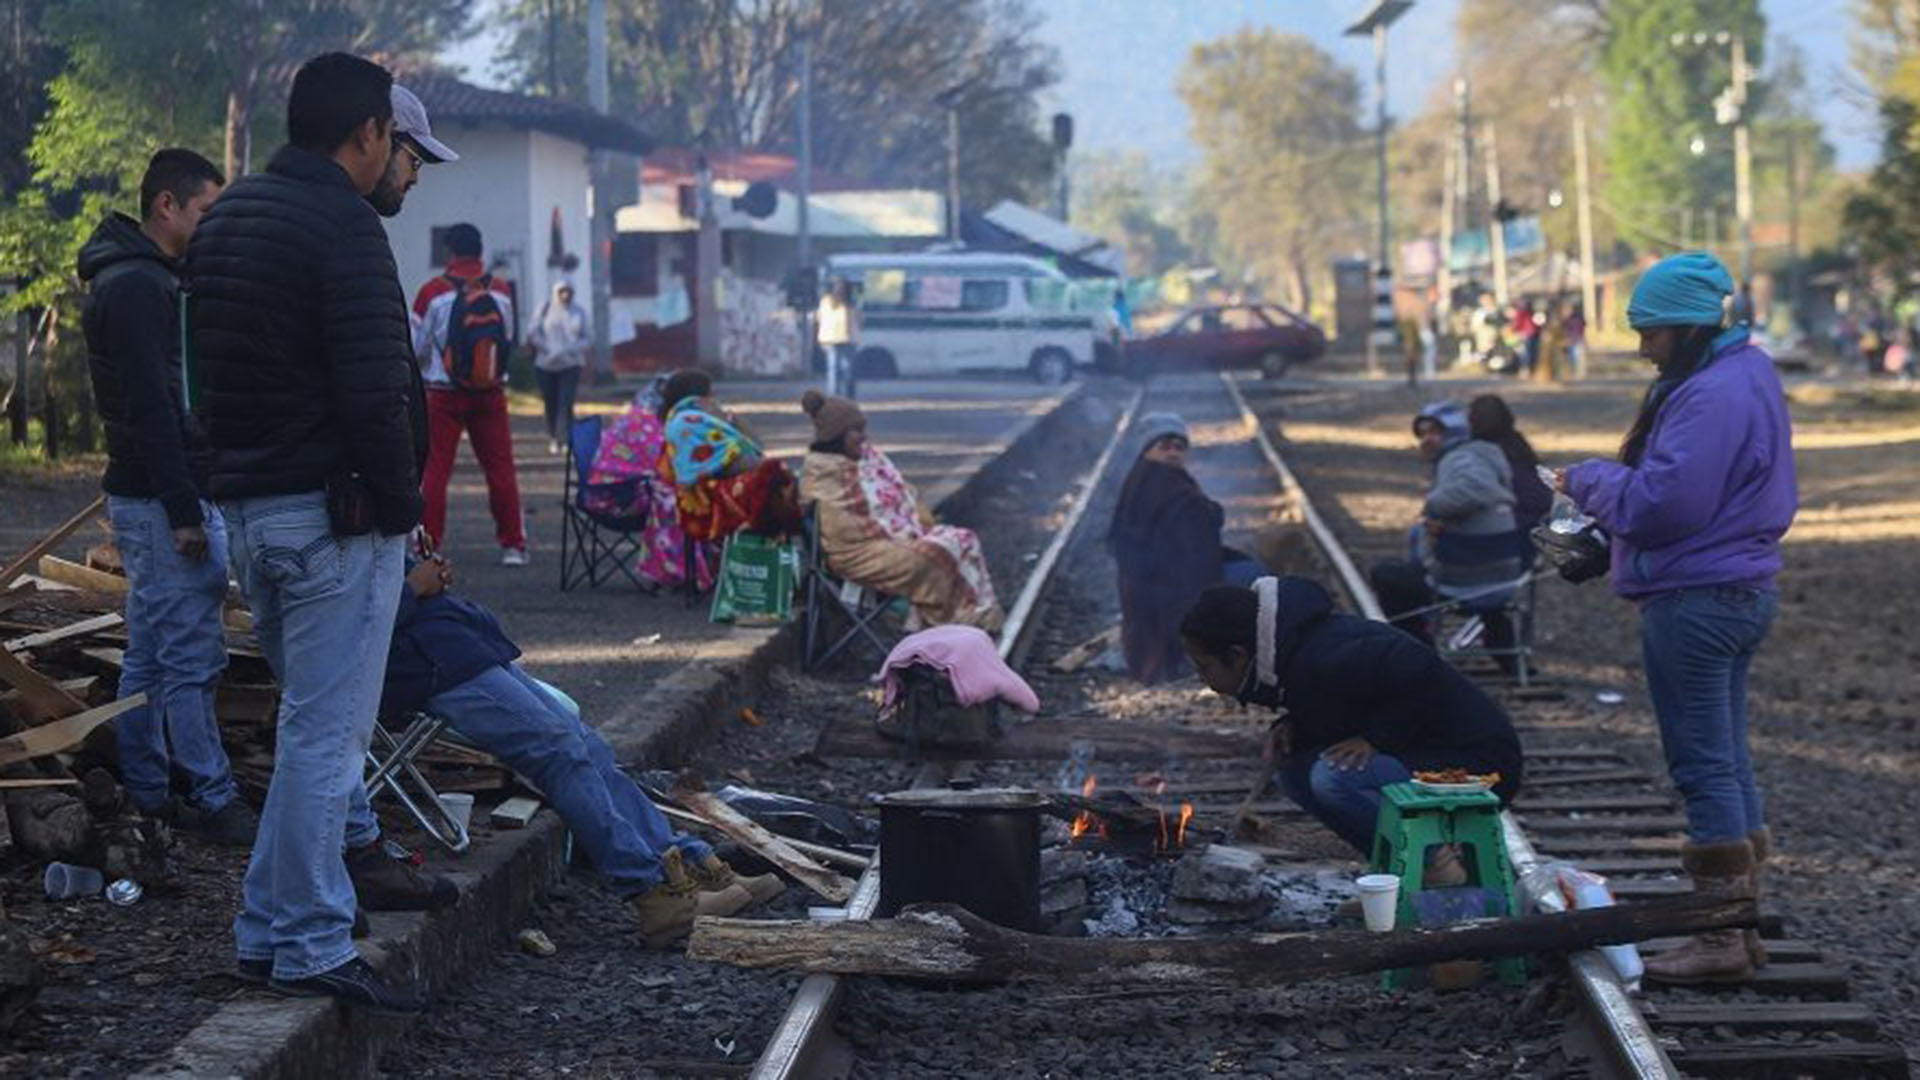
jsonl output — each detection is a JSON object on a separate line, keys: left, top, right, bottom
{"left": 934, "top": 85, "right": 967, "bottom": 242}
{"left": 1549, "top": 92, "right": 1604, "bottom": 378}
{"left": 1345, "top": 0, "right": 1414, "bottom": 381}
{"left": 1670, "top": 29, "right": 1753, "bottom": 280}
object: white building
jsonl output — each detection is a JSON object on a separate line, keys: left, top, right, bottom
{"left": 381, "top": 76, "right": 650, "bottom": 334}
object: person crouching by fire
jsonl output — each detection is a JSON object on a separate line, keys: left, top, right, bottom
{"left": 1180, "top": 576, "right": 1523, "bottom": 881}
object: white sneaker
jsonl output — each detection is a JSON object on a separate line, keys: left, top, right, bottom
{"left": 501, "top": 546, "right": 530, "bottom": 567}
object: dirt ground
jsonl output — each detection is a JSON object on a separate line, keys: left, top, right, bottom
{"left": 1268, "top": 372, "right": 1920, "bottom": 1063}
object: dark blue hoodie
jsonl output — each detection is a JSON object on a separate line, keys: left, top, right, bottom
{"left": 381, "top": 571, "right": 521, "bottom": 716}
{"left": 1237, "top": 577, "right": 1524, "bottom": 803}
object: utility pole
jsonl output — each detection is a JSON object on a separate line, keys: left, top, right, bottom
{"left": 797, "top": 27, "right": 815, "bottom": 384}
{"left": 1732, "top": 32, "right": 1754, "bottom": 284}
{"left": 695, "top": 154, "right": 721, "bottom": 366}
{"left": 586, "top": 0, "right": 612, "bottom": 383}
{"left": 946, "top": 105, "right": 962, "bottom": 241}
{"left": 10, "top": 306, "right": 27, "bottom": 446}
{"left": 1438, "top": 135, "right": 1455, "bottom": 323}
{"left": 1573, "top": 108, "right": 1598, "bottom": 377}
{"left": 1787, "top": 121, "right": 1803, "bottom": 323}
{"left": 1484, "top": 121, "right": 1508, "bottom": 306}
{"left": 1345, "top": 2, "right": 1412, "bottom": 379}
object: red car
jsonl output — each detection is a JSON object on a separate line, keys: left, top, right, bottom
{"left": 1132, "top": 303, "right": 1327, "bottom": 378}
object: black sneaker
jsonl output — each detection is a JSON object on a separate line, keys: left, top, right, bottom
{"left": 345, "top": 841, "right": 458, "bottom": 912}
{"left": 269, "top": 957, "right": 423, "bottom": 1016}
{"left": 176, "top": 800, "right": 260, "bottom": 847}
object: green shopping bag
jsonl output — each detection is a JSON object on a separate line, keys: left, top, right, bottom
{"left": 709, "top": 532, "right": 798, "bottom": 624}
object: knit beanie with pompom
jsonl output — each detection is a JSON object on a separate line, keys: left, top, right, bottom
{"left": 801, "top": 388, "right": 866, "bottom": 445}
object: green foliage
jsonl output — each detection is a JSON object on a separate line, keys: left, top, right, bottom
{"left": 1599, "top": 0, "right": 1765, "bottom": 248}
{"left": 1845, "top": 95, "right": 1920, "bottom": 290}
{"left": 488, "top": 0, "right": 1060, "bottom": 208}
{"left": 1069, "top": 150, "right": 1192, "bottom": 278}
{"left": 1178, "top": 28, "right": 1366, "bottom": 310}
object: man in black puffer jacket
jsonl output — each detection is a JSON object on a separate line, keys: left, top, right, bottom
{"left": 78, "top": 149, "right": 258, "bottom": 846}
{"left": 186, "top": 52, "right": 422, "bottom": 1016}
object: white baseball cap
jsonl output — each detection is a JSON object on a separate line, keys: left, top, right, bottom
{"left": 391, "top": 84, "right": 458, "bottom": 163}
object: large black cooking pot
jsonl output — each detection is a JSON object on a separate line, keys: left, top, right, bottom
{"left": 876, "top": 788, "right": 1044, "bottom": 932}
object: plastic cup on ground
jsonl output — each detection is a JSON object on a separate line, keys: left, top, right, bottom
{"left": 1355, "top": 873, "right": 1401, "bottom": 932}
{"left": 438, "top": 793, "right": 475, "bottom": 835}
{"left": 44, "top": 862, "right": 105, "bottom": 900}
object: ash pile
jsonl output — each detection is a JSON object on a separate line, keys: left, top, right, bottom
{"left": 1044, "top": 840, "right": 1356, "bottom": 938}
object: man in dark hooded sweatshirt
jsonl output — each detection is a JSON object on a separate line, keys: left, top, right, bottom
{"left": 78, "top": 148, "right": 257, "bottom": 845}
{"left": 1181, "top": 576, "right": 1523, "bottom": 859}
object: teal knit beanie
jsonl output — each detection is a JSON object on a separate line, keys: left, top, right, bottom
{"left": 1627, "top": 252, "right": 1736, "bottom": 330}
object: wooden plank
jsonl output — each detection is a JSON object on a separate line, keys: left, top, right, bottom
{"left": 0, "top": 649, "right": 86, "bottom": 722}
{"left": 1513, "top": 794, "right": 1673, "bottom": 813}
{"left": 1523, "top": 768, "right": 1656, "bottom": 788}
{"left": 1652, "top": 963, "right": 1854, "bottom": 1001}
{"left": 815, "top": 712, "right": 1261, "bottom": 762}
{"left": 1609, "top": 878, "right": 1691, "bottom": 899}
{"left": 1050, "top": 625, "right": 1120, "bottom": 674}
{"left": 1520, "top": 747, "right": 1632, "bottom": 763}
{"left": 3, "top": 613, "right": 124, "bottom": 653}
{"left": 1533, "top": 834, "right": 1683, "bottom": 856}
{"left": 689, "top": 893, "right": 1759, "bottom": 986}
{"left": 36, "top": 555, "right": 128, "bottom": 595}
{"left": 0, "top": 777, "right": 81, "bottom": 790}
{"left": 0, "top": 495, "right": 106, "bottom": 591}
{"left": 655, "top": 803, "right": 872, "bottom": 872}
{"left": 0, "top": 696, "right": 144, "bottom": 766}
{"left": 1518, "top": 814, "right": 1688, "bottom": 835}
{"left": 1666, "top": 1039, "right": 1912, "bottom": 1079}
{"left": 0, "top": 676, "right": 97, "bottom": 706}
{"left": 673, "top": 772, "right": 856, "bottom": 904}
{"left": 1649, "top": 1002, "right": 1879, "bottom": 1037}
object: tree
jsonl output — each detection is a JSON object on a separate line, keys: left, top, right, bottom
{"left": 488, "top": 0, "right": 1061, "bottom": 210}
{"left": 1599, "top": 0, "right": 1766, "bottom": 249}
{"left": 1178, "top": 28, "right": 1368, "bottom": 311}
{"left": 1069, "top": 150, "right": 1192, "bottom": 278}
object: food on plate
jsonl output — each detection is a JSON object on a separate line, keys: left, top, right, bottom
{"left": 1412, "top": 768, "right": 1502, "bottom": 786}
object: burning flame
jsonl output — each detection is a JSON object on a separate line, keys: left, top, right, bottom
{"left": 1176, "top": 803, "right": 1194, "bottom": 847}
{"left": 1068, "top": 775, "right": 1106, "bottom": 843}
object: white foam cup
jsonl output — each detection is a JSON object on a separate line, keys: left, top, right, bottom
{"left": 1355, "top": 873, "right": 1401, "bottom": 932}
{"left": 438, "top": 792, "right": 475, "bottom": 835}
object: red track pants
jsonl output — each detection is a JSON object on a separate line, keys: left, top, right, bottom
{"left": 421, "top": 387, "right": 526, "bottom": 550}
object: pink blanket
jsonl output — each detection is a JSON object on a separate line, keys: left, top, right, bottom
{"left": 879, "top": 626, "right": 1040, "bottom": 714}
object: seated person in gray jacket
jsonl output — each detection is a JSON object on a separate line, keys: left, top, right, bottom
{"left": 1369, "top": 401, "right": 1523, "bottom": 665}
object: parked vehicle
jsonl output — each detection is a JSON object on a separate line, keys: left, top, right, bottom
{"left": 1130, "top": 304, "right": 1326, "bottom": 379}
{"left": 823, "top": 252, "right": 1102, "bottom": 385}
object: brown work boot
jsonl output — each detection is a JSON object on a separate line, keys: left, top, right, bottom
{"left": 690, "top": 853, "right": 785, "bottom": 907}
{"left": 346, "top": 840, "right": 459, "bottom": 912}
{"left": 1643, "top": 839, "right": 1755, "bottom": 985}
{"left": 1746, "top": 827, "right": 1771, "bottom": 969}
{"left": 632, "top": 848, "right": 701, "bottom": 948}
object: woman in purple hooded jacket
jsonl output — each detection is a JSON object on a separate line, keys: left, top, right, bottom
{"left": 1555, "top": 252, "right": 1797, "bottom": 985}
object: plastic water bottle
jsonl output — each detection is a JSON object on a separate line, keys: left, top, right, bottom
{"left": 1569, "top": 879, "right": 1644, "bottom": 989}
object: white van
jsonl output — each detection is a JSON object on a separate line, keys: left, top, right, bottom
{"left": 824, "top": 252, "right": 1103, "bottom": 384}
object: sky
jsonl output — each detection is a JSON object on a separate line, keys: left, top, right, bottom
{"left": 440, "top": 0, "right": 1876, "bottom": 171}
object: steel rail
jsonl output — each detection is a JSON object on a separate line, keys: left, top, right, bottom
{"left": 749, "top": 386, "right": 1145, "bottom": 1080}
{"left": 1223, "top": 370, "right": 1678, "bottom": 1080}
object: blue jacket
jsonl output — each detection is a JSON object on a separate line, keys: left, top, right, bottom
{"left": 380, "top": 579, "right": 521, "bottom": 716}
{"left": 1566, "top": 337, "right": 1797, "bottom": 600}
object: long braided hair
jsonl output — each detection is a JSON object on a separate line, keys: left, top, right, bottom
{"left": 1618, "top": 325, "right": 1722, "bottom": 467}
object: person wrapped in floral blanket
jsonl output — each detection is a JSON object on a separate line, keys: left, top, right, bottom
{"left": 797, "top": 389, "right": 1002, "bottom": 631}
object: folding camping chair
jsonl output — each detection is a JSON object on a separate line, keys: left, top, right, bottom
{"left": 363, "top": 711, "right": 472, "bottom": 854}
{"left": 799, "top": 504, "right": 898, "bottom": 671}
{"left": 559, "top": 414, "right": 656, "bottom": 592}
{"left": 1429, "top": 529, "right": 1539, "bottom": 688}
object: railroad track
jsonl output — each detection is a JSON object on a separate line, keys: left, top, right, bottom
{"left": 1228, "top": 372, "right": 1911, "bottom": 1079}
{"left": 741, "top": 371, "right": 1910, "bottom": 1079}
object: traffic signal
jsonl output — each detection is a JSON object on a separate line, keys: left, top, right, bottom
{"left": 1494, "top": 198, "right": 1522, "bottom": 223}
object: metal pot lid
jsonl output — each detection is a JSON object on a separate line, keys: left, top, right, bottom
{"left": 875, "top": 787, "right": 1047, "bottom": 810}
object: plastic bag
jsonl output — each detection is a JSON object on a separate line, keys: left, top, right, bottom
{"left": 1531, "top": 467, "right": 1611, "bottom": 583}
{"left": 1518, "top": 861, "right": 1644, "bottom": 989}
{"left": 709, "top": 532, "right": 799, "bottom": 624}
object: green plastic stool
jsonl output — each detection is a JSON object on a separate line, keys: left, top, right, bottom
{"left": 1368, "top": 782, "right": 1525, "bottom": 989}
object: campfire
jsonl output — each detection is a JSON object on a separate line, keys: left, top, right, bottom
{"left": 1059, "top": 774, "right": 1194, "bottom": 857}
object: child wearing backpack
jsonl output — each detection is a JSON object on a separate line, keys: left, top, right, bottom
{"left": 410, "top": 222, "right": 528, "bottom": 565}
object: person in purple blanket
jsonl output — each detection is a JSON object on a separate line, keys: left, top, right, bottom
{"left": 1554, "top": 251, "right": 1797, "bottom": 986}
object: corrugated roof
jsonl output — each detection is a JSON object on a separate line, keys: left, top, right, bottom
{"left": 403, "top": 75, "right": 651, "bottom": 155}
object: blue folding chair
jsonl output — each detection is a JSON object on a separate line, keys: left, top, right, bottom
{"left": 559, "top": 414, "right": 657, "bottom": 592}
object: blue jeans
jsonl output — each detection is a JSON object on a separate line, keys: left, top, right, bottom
{"left": 1277, "top": 750, "right": 1413, "bottom": 855}
{"left": 421, "top": 664, "right": 711, "bottom": 895}
{"left": 1640, "top": 585, "right": 1778, "bottom": 844}
{"left": 107, "top": 496, "right": 237, "bottom": 813}
{"left": 222, "top": 493, "right": 403, "bottom": 980}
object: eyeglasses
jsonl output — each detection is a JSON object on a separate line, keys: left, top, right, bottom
{"left": 394, "top": 140, "right": 424, "bottom": 174}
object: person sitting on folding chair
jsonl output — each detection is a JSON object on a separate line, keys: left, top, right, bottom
{"left": 657, "top": 369, "right": 799, "bottom": 545}
{"left": 798, "top": 389, "right": 1003, "bottom": 632}
{"left": 1369, "top": 401, "right": 1525, "bottom": 672}
{"left": 378, "top": 553, "right": 784, "bottom": 947}
{"left": 582, "top": 375, "right": 710, "bottom": 589}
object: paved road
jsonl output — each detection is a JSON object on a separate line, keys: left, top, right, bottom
{"left": 434, "top": 376, "right": 1069, "bottom": 723}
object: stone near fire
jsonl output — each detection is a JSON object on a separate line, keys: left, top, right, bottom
{"left": 1040, "top": 847, "right": 1089, "bottom": 884}
{"left": 1165, "top": 896, "right": 1268, "bottom": 925}
{"left": 1171, "top": 844, "right": 1265, "bottom": 905}
{"left": 1040, "top": 876, "right": 1089, "bottom": 915}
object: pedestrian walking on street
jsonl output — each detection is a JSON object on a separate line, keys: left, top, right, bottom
{"left": 817, "top": 276, "right": 859, "bottom": 399}
{"left": 1556, "top": 252, "right": 1798, "bottom": 986}
{"left": 188, "top": 52, "right": 428, "bottom": 1015}
{"left": 78, "top": 148, "right": 256, "bottom": 846}
{"left": 412, "top": 222, "right": 528, "bottom": 565}
{"left": 529, "top": 278, "right": 590, "bottom": 454}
